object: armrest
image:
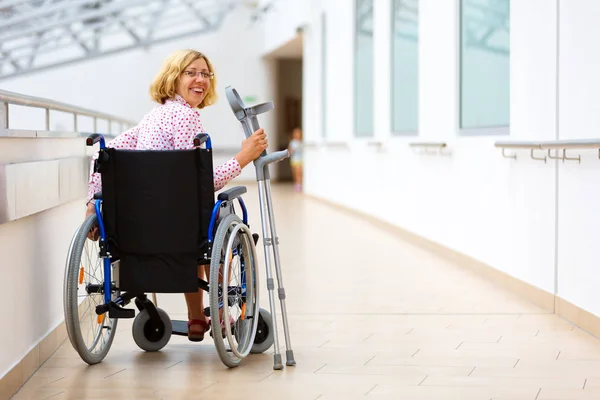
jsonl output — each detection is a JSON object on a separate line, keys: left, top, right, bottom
{"left": 217, "top": 186, "right": 247, "bottom": 201}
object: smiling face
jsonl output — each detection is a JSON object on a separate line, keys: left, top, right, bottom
{"left": 149, "top": 49, "right": 218, "bottom": 109}
{"left": 176, "top": 57, "right": 212, "bottom": 108}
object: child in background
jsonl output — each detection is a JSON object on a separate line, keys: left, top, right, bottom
{"left": 288, "top": 127, "right": 303, "bottom": 192}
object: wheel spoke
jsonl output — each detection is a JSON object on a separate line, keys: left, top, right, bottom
{"left": 64, "top": 214, "right": 118, "bottom": 364}
{"left": 210, "top": 214, "right": 260, "bottom": 367}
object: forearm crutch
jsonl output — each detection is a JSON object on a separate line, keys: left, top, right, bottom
{"left": 225, "top": 86, "right": 296, "bottom": 370}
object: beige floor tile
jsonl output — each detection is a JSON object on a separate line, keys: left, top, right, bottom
{"left": 11, "top": 387, "right": 66, "bottom": 400}
{"left": 369, "top": 353, "right": 520, "bottom": 368}
{"left": 489, "top": 398, "right": 538, "bottom": 400}
{"left": 369, "top": 383, "right": 540, "bottom": 399}
{"left": 582, "top": 377, "right": 600, "bottom": 388}
{"left": 420, "top": 375, "right": 585, "bottom": 389}
{"left": 537, "top": 387, "right": 600, "bottom": 400}
{"left": 315, "top": 363, "right": 473, "bottom": 377}
{"left": 471, "top": 363, "right": 600, "bottom": 379}
{"left": 9, "top": 183, "right": 600, "bottom": 400}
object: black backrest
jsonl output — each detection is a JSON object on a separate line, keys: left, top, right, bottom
{"left": 97, "top": 147, "right": 215, "bottom": 293}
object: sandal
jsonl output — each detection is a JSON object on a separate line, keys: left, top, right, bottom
{"left": 210, "top": 315, "right": 235, "bottom": 338}
{"left": 187, "top": 318, "right": 210, "bottom": 342}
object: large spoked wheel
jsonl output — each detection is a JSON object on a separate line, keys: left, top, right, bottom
{"left": 209, "top": 214, "right": 260, "bottom": 368}
{"left": 63, "top": 213, "right": 118, "bottom": 365}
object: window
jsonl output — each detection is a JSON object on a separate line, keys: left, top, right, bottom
{"left": 354, "top": 0, "right": 374, "bottom": 137}
{"left": 391, "top": 0, "right": 419, "bottom": 134}
{"left": 459, "top": 0, "right": 510, "bottom": 131}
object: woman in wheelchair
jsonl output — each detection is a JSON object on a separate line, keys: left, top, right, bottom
{"left": 83, "top": 49, "right": 268, "bottom": 342}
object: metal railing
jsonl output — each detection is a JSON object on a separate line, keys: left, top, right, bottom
{"left": 0, "top": 90, "right": 136, "bottom": 225}
{"left": 366, "top": 140, "right": 386, "bottom": 151}
{"left": 303, "top": 138, "right": 600, "bottom": 164}
{"left": 303, "top": 140, "right": 450, "bottom": 154}
{"left": 409, "top": 141, "right": 450, "bottom": 156}
{"left": 322, "top": 141, "right": 349, "bottom": 148}
{"left": 0, "top": 89, "right": 134, "bottom": 138}
{"left": 495, "top": 139, "right": 600, "bottom": 163}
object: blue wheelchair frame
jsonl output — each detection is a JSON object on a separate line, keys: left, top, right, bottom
{"left": 87, "top": 133, "right": 249, "bottom": 308}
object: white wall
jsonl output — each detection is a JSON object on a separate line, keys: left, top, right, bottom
{"left": 0, "top": 135, "right": 87, "bottom": 379}
{"left": 260, "top": 0, "right": 600, "bottom": 318}
{"left": 301, "top": 0, "right": 558, "bottom": 295}
{"left": 0, "top": 199, "right": 84, "bottom": 380}
{"left": 556, "top": 0, "right": 600, "bottom": 316}
{"left": 259, "top": 0, "right": 310, "bottom": 56}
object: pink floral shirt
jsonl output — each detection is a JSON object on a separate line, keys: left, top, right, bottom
{"left": 86, "top": 95, "right": 242, "bottom": 203}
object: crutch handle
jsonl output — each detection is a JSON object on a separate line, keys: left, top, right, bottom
{"left": 255, "top": 150, "right": 290, "bottom": 171}
{"left": 225, "top": 86, "right": 276, "bottom": 181}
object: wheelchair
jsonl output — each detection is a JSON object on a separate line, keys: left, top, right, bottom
{"left": 63, "top": 131, "right": 283, "bottom": 369}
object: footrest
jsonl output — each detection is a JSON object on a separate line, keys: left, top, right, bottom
{"left": 172, "top": 320, "right": 188, "bottom": 337}
{"left": 97, "top": 302, "right": 135, "bottom": 319}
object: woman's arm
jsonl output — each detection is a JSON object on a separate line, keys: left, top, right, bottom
{"left": 171, "top": 107, "right": 244, "bottom": 192}
{"left": 213, "top": 158, "right": 242, "bottom": 191}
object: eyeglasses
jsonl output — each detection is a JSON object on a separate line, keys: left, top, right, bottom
{"left": 183, "top": 70, "right": 214, "bottom": 80}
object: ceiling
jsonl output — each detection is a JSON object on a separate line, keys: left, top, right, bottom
{"left": 0, "top": 0, "right": 272, "bottom": 80}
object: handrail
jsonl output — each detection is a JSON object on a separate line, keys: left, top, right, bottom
{"left": 409, "top": 142, "right": 447, "bottom": 148}
{"left": 540, "top": 139, "right": 600, "bottom": 149}
{"left": 367, "top": 140, "right": 385, "bottom": 151}
{"left": 409, "top": 141, "right": 450, "bottom": 156}
{"left": 494, "top": 140, "right": 541, "bottom": 149}
{"left": 0, "top": 89, "right": 134, "bottom": 135}
{"left": 321, "top": 141, "right": 349, "bottom": 148}
{"left": 495, "top": 139, "right": 600, "bottom": 162}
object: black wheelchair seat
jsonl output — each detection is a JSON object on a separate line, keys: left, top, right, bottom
{"left": 97, "top": 147, "right": 215, "bottom": 293}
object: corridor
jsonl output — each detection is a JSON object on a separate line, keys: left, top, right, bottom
{"left": 8, "top": 184, "right": 600, "bottom": 400}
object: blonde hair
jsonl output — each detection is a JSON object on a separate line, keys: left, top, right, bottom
{"left": 149, "top": 49, "right": 218, "bottom": 109}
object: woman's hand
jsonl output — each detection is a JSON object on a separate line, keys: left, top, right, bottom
{"left": 85, "top": 202, "right": 99, "bottom": 241}
{"left": 235, "top": 128, "right": 268, "bottom": 169}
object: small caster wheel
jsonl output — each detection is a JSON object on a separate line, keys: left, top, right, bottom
{"left": 251, "top": 308, "right": 274, "bottom": 354}
{"left": 132, "top": 308, "right": 172, "bottom": 352}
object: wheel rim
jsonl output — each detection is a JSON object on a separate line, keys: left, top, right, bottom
{"left": 210, "top": 214, "right": 260, "bottom": 367}
{"left": 143, "top": 319, "right": 166, "bottom": 342}
{"left": 253, "top": 313, "right": 269, "bottom": 345}
{"left": 76, "top": 238, "right": 118, "bottom": 355}
{"left": 64, "top": 214, "right": 118, "bottom": 362}
{"left": 222, "top": 222, "right": 259, "bottom": 358}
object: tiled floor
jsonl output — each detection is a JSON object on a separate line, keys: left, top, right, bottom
{"left": 10, "top": 183, "right": 600, "bottom": 399}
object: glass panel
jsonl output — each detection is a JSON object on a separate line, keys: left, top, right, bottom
{"left": 460, "top": 0, "right": 510, "bottom": 129}
{"left": 354, "top": 0, "right": 374, "bottom": 137}
{"left": 391, "top": 0, "right": 419, "bottom": 134}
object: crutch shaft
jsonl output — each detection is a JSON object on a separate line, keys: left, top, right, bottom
{"left": 257, "top": 179, "right": 283, "bottom": 370}
{"left": 263, "top": 180, "right": 295, "bottom": 365}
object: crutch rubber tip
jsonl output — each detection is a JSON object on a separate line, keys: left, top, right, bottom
{"left": 286, "top": 350, "right": 296, "bottom": 366}
{"left": 273, "top": 354, "right": 284, "bottom": 370}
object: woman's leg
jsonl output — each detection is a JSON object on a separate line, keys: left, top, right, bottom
{"left": 184, "top": 265, "right": 209, "bottom": 339}
{"left": 292, "top": 163, "right": 302, "bottom": 191}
